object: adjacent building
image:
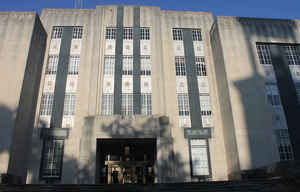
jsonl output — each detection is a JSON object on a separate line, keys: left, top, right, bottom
{"left": 0, "top": 5, "right": 299, "bottom": 184}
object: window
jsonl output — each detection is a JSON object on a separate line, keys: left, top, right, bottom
{"left": 122, "top": 56, "right": 133, "bottom": 75}
{"left": 40, "top": 139, "right": 64, "bottom": 179}
{"left": 68, "top": 56, "right": 80, "bottom": 75}
{"left": 104, "top": 56, "right": 115, "bottom": 76}
{"left": 256, "top": 44, "right": 272, "bottom": 65}
{"left": 121, "top": 94, "right": 133, "bottom": 116}
{"left": 40, "top": 93, "right": 54, "bottom": 116}
{"left": 265, "top": 84, "right": 281, "bottom": 106}
{"left": 276, "top": 130, "right": 294, "bottom": 161}
{"left": 123, "top": 28, "right": 133, "bottom": 40}
{"left": 105, "top": 27, "right": 116, "bottom": 39}
{"left": 141, "top": 56, "right": 151, "bottom": 75}
{"left": 51, "top": 27, "right": 63, "bottom": 39}
{"left": 295, "top": 83, "right": 300, "bottom": 104}
{"left": 64, "top": 93, "right": 76, "bottom": 115}
{"left": 72, "top": 26, "right": 83, "bottom": 39}
{"left": 192, "top": 29, "right": 202, "bottom": 41}
{"left": 195, "top": 57, "right": 207, "bottom": 76}
{"left": 175, "top": 57, "right": 186, "bottom": 76}
{"left": 141, "top": 28, "right": 150, "bottom": 40}
{"left": 200, "top": 95, "right": 212, "bottom": 116}
{"left": 141, "top": 93, "right": 152, "bottom": 115}
{"left": 177, "top": 93, "right": 190, "bottom": 116}
{"left": 284, "top": 45, "right": 300, "bottom": 65}
{"left": 46, "top": 56, "right": 59, "bottom": 74}
{"left": 101, "top": 94, "right": 114, "bottom": 115}
{"left": 172, "top": 28, "right": 183, "bottom": 40}
{"left": 190, "top": 139, "right": 210, "bottom": 176}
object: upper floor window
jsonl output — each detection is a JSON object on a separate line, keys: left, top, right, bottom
{"left": 121, "top": 93, "right": 133, "bottom": 116}
{"left": 199, "top": 94, "right": 212, "bottom": 116}
{"left": 141, "top": 56, "right": 151, "bottom": 76}
{"left": 105, "top": 27, "right": 116, "bottom": 40}
{"left": 172, "top": 28, "right": 183, "bottom": 40}
{"left": 46, "top": 56, "right": 59, "bottom": 74}
{"left": 122, "top": 56, "right": 133, "bottom": 75}
{"left": 284, "top": 45, "right": 300, "bottom": 65}
{"left": 101, "top": 94, "right": 114, "bottom": 115}
{"left": 72, "top": 26, "right": 83, "bottom": 39}
{"left": 192, "top": 29, "right": 202, "bottom": 41}
{"left": 265, "top": 84, "right": 281, "bottom": 106}
{"left": 64, "top": 93, "right": 76, "bottom": 116}
{"left": 141, "top": 28, "right": 150, "bottom": 40}
{"left": 294, "top": 83, "right": 300, "bottom": 104}
{"left": 123, "top": 28, "right": 133, "bottom": 40}
{"left": 40, "top": 93, "right": 54, "bottom": 116}
{"left": 256, "top": 44, "right": 272, "bottom": 65}
{"left": 141, "top": 93, "right": 152, "bottom": 115}
{"left": 195, "top": 57, "right": 207, "bottom": 76}
{"left": 177, "top": 93, "right": 190, "bottom": 116}
{"left": 104, "top": 56, "right": 115, "bottom": 76}
{"left": 276, "top": 130, "right": 294, "bottom": 161}
{"left": 175, "top": 56, "right": 186, "bottom": 76}
{"left": 68, "top": 56, "right": 80, "bottom": 75}
{"left": 51, "top": 27, "right": 63, "bottom": 39}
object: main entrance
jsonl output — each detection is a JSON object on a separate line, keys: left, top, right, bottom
{"left": 96, "top": 138, "right": 156, "bottom": 184}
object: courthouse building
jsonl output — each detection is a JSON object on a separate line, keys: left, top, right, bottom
{"left": 0, "top": 5, "right": 299, "bottom": 184}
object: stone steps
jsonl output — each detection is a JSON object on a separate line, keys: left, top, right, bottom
{"left": 0, "top": 179, "right": 297, "bottom": 192}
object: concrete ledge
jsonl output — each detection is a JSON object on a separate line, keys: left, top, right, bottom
{"left": 39, "top": 128, "right": 69, "bottom": 139}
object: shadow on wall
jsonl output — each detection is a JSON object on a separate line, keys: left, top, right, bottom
{"left": 232, "top": 18, "right": 299, "bottom": 169}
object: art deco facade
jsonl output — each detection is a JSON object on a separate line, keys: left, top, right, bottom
{"left": 0, "top": 5, "right": 299, "bottom": 184}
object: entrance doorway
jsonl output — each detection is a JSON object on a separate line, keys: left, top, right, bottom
{"left": 96, "top": 138, "right": 156, "bottom": 184}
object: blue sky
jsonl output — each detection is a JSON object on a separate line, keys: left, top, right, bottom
{"left": 0, "top": 0, "right": 300, "bottom": 19}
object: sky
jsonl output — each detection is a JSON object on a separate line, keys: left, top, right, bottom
{"left": 0, "top": 0, "right": 300, "bottom": 19}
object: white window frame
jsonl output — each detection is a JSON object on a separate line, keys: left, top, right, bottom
{"left": 192, "top": 29, "right": 202, "bottom": 41}
{"left": 140, "top": 27, "right": 150, "bottom": 40}
{"left": 175, "top": 56, "right": 186, "bottom": 76}
{"left": 122, "top": 56, "right": 133, "bottom": 75}
{"left": 121, "top": 93, "right": 133, "bottom": 116}
{"left": 284, "top": 45, "right": 300, "bottom": 65}
{"left": 276, "top": 130, "right": 294, "bottom": 161}
{"left": 101, "top": 94, "right": 114, "bottom": 115}
{"left": 68, "top": 56, "right": 80, "bottom": 75}
{"left": 46, "top": 56, "right": 59, "bottom": 74}
{"left": 51, "top": 27, "right": 63, "bottom": 39}
{"left": 265, "top": 84, "right": 281, "bottom": 106}
{"left": 140, "top": 56, "right": 151, "bottom": 76}
{"left": 177, "top": 93, "right": 190, "bottom": 116}
{"left": 172, "top": 28, "right": 183, "bottom": 40}
{"left": 63, "top": 93, "right": 76, "bottom": 116}
{"left": 104, "top": 56, "right": 115, "bottom": 76}
{"left": 72, "top": 26, "right": 83, "bottom": 39}
{"left": 199, "top": 94, "right": 212, "bottom": 116}
{"left": 40, "top": 93, "right": 54, "bottom": 116}
{"left": 141, "top": 93, "right": 152, "bottom": 116}
{"left": 123, "top": 28, "right": 133, "bottom": 40}
{"left": 105, "top": 27, "right": 116, "bottom": 39}
{"left": 257, "top": 44, "right": 272, "bottom": 65}
{"left": 195, "top": 57, "right": 207, "bottom": 76}
{"left": 190, "top": 139, "right": 210, "bottom": 176}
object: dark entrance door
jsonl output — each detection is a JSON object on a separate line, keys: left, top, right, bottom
{"left": 96, "top": 138, "right": 156, "bottom": 184}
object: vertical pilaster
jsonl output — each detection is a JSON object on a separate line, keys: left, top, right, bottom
{"left": 114, "top": 6, "right": 124, "bottom": 114}
{"left": 133, "top": 6, "right": 141, "bottom": 114}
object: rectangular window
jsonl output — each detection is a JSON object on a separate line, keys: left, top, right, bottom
{"left": 46, "top": 56, "right": 59, "bottom": 74}
{"left": 192, "top": 29, "right": 202, "bottom": 41}
{"left": 101, "top": 94, "right": 114, "bottom": 115}
{"left": 265, "top": 84, "right": 281, "bottom": 106}
{"left": 51, "top": 26, "right": 63, "bottom": 39}
{"left": 72, "top": 26, "right": 83, "bottom": 39}
{"left": 141, "top": 93, "right": 152, "bottom": 115}
{"left": 122, "top": 56, "right": 133, "bottom": 75}
{"left": 123, "top": 28, "right": 133, "bottom": 40}
{"left": 140, "top": 28, "right": 150, "bottom": 40}
{"left": 104, "top": 56, "right": 115, "bottom": 76}
{"left": 195, "top": 57, "right": 207, "bottom": 76}
{"left": 105, "top": 27, "right": 116, "bottom": 39}
{"left": 190, "top": 139, "right": 210, "bottom": 176}
{"left": 175, "top": 56, "right": 186, "bottom": 76}
{"left": 284, "top": 45, "right": 300, "bottom": 65}
{"left": 68, "top": 56, "right": 80, "bottom": 75}
{"left": 256, "top": 44, "right": 272, "bottom": 65}
{"left": 140, "top": 56, "right": 151, "bottom": 76}
{"left": 172, "top": 28, "right": 183, "bottom": 40}
{"left": 294, "top": 83, "right": 300, "bottom": 104}
{"left": 63, "top": 93, "right": 76, "bottom": 116}
{"left": 40, "top": 93, "right": 54, "bottom": 116}
{"left": 177, "top": 93, "right": 190, "bottom": 116}
{"left": 40, "top": 139, "right": 64, "bottom": 179}
{"left": 121, "top": 94, "right": 133, "bottom": 116}
{"left": 276, "top": 130, "right": 294, "bottom": 161}
{"left": 200, "top": 94, "right": 212, "bottom": 116}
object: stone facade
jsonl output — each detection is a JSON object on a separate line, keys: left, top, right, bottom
{"left": 0, "top": 5, "right": 299, "bottom": 184}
